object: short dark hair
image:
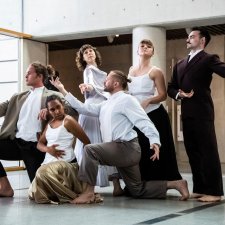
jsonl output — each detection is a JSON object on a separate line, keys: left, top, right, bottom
{"left": 45, "top": 95, "right": 64, "bottom": 108}
{"left": 191, "top": 27, "right": 211, "bottom": 47}
{"left": 31, "top": 62, "right": 48, "bottom": 82}
{"left": 110, "top": 70, "right": 132, "bottom": 90}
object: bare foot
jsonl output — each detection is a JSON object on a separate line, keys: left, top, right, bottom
{"left": 112, "top": 178, "right": 124, "bottom": 197}
{"left": 0, "top": 176, "right": 14, "bottom": 197}
{"left": 167, "top": 179, "right": 189, "bottom": 201}
{"left": 198, "top": 195, "right": 222, "bottom": 202}
{"left": 190, "top": 193, "right": 204, "bottom": 199}
{"left": 71, "top": 192, "right": 95, "bottom": 204}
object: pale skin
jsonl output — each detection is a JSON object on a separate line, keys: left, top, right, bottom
{"left": 0, "top": 64, "right": 46, "bottom": 197}
{"left": 177, "top": 30, "right": 206, "bottom": 100}
{"left": 24, "top": 65, "right": 49, "bottom": 120}
{"left": 70, "top": 72, "right": 189, "bottom": 204}
{"left": 129, "top": 42, "right": 166, "bottom": 161}
{"left": 37, "top": 99, "right": 90, "bottom": 157}
{"left": 184, "top": 30, "right": 221, "bottom": 202}
{"left": 78, "top": 48, "right": 97, "bottom": 94}
{"left": 54, "top": 48, "right": 124, "bottom": 197}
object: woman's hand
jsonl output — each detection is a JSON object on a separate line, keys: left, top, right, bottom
{"left": 141, "top": 99, "right": 151, "bottom": 109}
{"left": 149, "top": 143, "right": 160, "bottom": 161}
{"left": 79, "top": 83, "right": 93, "bottom": 94}
{"left": 47, "top": 144, "right": 65, "bottom": 159}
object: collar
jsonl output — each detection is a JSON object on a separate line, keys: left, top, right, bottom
{"left": 30, "top": 86, "right": 45, "bottom": 93}
{"left": 108, "top": 90, "right": 124, "bottom": 99}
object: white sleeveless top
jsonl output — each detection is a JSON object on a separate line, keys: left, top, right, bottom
{"left": 128, "top": 66, "right": 160, "bottom": 114}
{"left": 42, "top": 117, "right": 75, "bottom": 165}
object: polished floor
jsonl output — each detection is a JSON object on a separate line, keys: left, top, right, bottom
{"left": 1, "top": 170, "right": 225, "bottom": 225}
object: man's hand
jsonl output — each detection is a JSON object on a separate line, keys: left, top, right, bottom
{"left": 47, "top": 144, "right": 65, "bottom": 159}
{"left": 50, "top": 77, "right": 68, "bottom": 96}
{"left": 150, "top": 143, "right": 160, "bottom": 161}
{"left": 178, "top": 89, "right": 194, "bottom": 98}
{"left": 38, "top": 108, "right": 48, "bottom": 120}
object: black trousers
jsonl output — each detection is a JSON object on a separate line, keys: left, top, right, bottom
{"left": 183, "top": 119, "right": 224, "bottom": 196}
{"left": 0, "top": 138, "right": 45, "bottom": 182}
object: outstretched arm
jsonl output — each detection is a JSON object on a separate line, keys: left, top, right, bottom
{"left": 124, "top": 96, "right": 161, "bottom": 147}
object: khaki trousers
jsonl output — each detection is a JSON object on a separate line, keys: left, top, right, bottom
{"left": 78, "top": 138, "right": 167, "bottom": 199}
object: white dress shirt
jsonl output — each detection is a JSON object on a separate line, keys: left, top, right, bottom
{"left": 16, "top": 87, "right": 44, "bottom": 142}
{"left": 188, "top": 49, "right": 203, "bottom": 62}
{"left": 65, "top": 91, "right": 160, "bottom": 146}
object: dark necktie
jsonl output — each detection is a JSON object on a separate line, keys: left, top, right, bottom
{"left": 187, "top": 55, "right": 191, "bottom": 63}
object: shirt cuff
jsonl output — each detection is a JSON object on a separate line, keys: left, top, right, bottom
{"left": 175, "top": 92, "right": 180, "bottom": 100}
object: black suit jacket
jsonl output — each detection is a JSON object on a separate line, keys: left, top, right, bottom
{"left": 168, "top": 51, "right": 225, "bottom": 120}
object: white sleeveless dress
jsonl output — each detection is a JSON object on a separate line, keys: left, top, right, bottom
{"left": 42, "top": 117, "right": 75, "bottom": 165}
{"left": 128, "top": 66, "right": 160, "bottom": 114}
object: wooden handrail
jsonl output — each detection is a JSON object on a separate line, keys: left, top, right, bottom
{"left": 0, "top": 28, "right": 32, "bottom": 38}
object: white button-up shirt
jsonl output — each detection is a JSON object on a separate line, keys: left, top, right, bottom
{"left": 188, "top": 49, "right": 203, "bottom": 62}
{"left": 65, "top": 91, "right": 160, "bottom": 146}
{"left": 16, "top": 87, "right": 44, "bottom": 142}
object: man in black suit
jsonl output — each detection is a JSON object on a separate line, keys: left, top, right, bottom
{"left": 168, "top": 27, "right": 225, "bottom": 202}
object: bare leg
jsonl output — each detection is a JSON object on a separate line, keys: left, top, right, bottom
{"left": 0, "top": 176, "right": 14, "bottom": 197}
{"left": 167, "top": 179, "right": 189, "bottom": 201}
{"left": 70, "top": 183, "right": 95, "bottom": 204}
{"left": 112, "top": 178, "right": 124, "bottom": 197}
{"left": 198, "top": 195, "right": 222, "bottom": 202}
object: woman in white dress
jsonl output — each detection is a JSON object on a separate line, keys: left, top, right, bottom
{"left": 29, "top": 95, "right": 103, "bottom": 204}
{"left": 128, "top": 39, "right": 182, "bottom": 181}
{"left": 75, "top": 44, "right": 120, "bottom": 190}
{"left": 51, "top": 45, "right": 122, "bottom": 195}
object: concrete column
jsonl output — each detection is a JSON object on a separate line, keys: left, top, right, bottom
{"left": 132, "top": 26, "right": 166, "bottom": 74}
{"left": 19, "top": 39, "right": 48, "bottom": 91}
{"left": 132, "top": 26, "right": 167, "bottom": 108}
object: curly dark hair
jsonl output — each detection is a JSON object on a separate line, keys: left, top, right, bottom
{"left": 75, "top": 44, "right": 102, "bottom": 71}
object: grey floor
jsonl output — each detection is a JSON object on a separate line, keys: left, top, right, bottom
{"left": 1, "top": 171, "right": 225, "bottom": 225}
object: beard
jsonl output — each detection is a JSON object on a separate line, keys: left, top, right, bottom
{"left": 104, "top": 86, "right": 113, "bottom": 92}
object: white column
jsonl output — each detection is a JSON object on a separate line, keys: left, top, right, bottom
{"left": 132, "top": 26, "right": 166, "bottom": 74}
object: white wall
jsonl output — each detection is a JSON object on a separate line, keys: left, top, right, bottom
{"left": 0, "top": 0, "right": 22, "bottom": 32}
{"left": 22, "top": 0, "right": 225, "bottom": 41}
